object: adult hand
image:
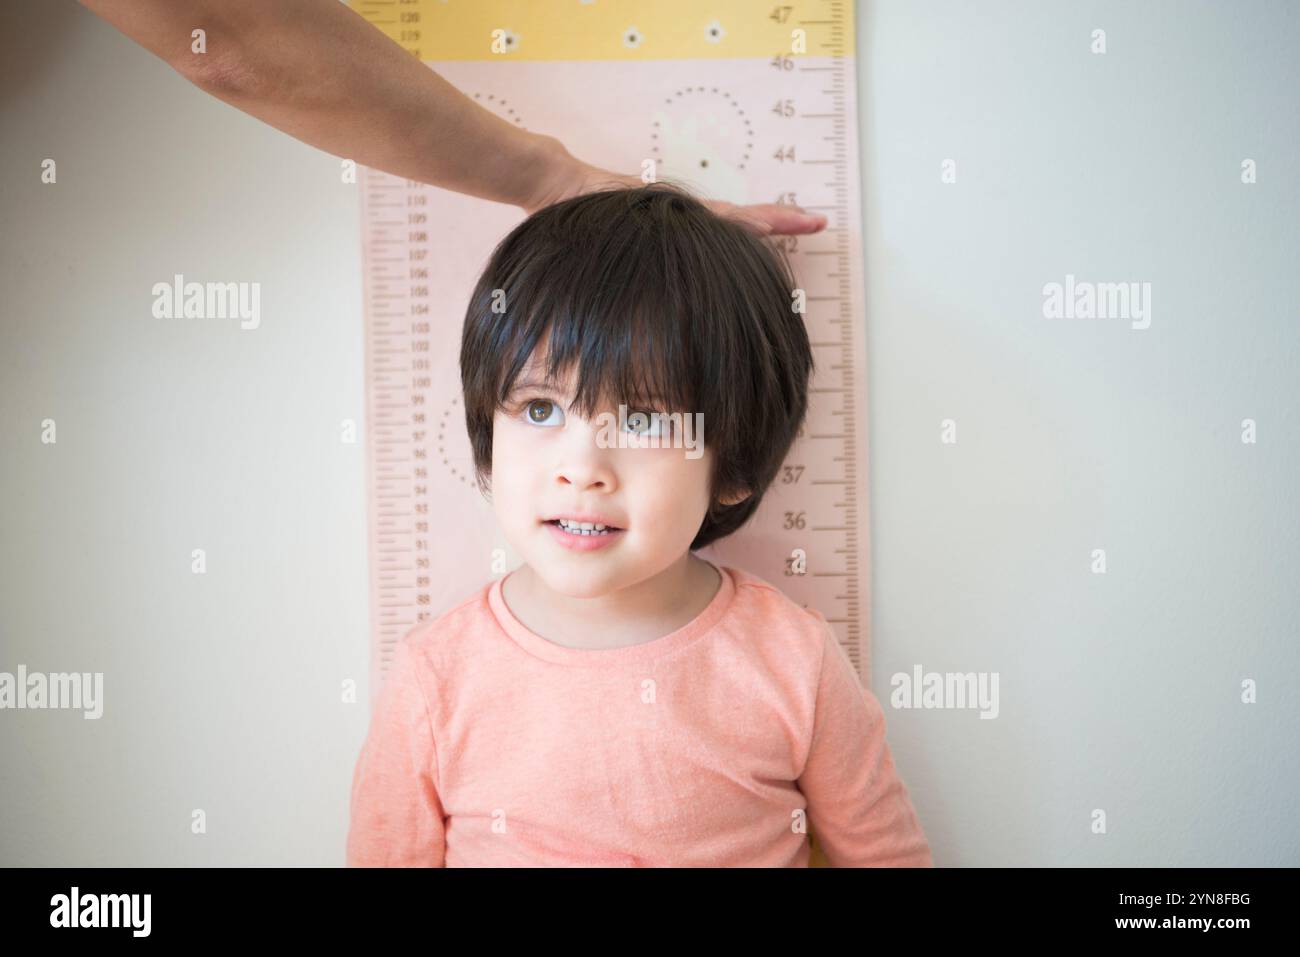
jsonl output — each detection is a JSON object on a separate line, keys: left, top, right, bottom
{"left": 523, "top": 136, "right": 828, "bottom": 237}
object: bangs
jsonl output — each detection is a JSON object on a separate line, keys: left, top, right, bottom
{"left": 486, "top": 203, "right": 701, "bottom": 421}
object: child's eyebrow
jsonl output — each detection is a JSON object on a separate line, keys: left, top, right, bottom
{"left": 506, "top": 379, "right": 572, "bottom": 409}
{"left": 509, "top": 378, "right": 563, "bottom": 394}
{"left": 508, "top": 378, "right": 670, "bottom": 406}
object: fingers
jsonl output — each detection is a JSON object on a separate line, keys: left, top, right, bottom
{"left": 715, "top": 201, "right": 827, "bottom": 237}
{"left": 725, "top": 209, "right": 773, "bottom": 236}
{"left": 762, "top": 203, "right": 828, "bottom": 234}
{"left": 697, "top": 196, "right": 827, "bottom": 236}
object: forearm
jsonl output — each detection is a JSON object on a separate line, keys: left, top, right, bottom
{"left": 78, "top": 0, "right": 565, "bottom": 209}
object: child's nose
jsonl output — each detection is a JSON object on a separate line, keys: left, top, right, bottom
{"left": 553, "top": 420, "right": 618, "bottom": 489}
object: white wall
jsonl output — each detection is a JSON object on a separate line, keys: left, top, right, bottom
{"left": 860, "top": 0, "right": 1299, "bottom": 865}
{"left": 1, "top": 0, "right": 369, "bottom": 865}
{"left": 1, "top": 0, "right": 1295, "bottom": 865}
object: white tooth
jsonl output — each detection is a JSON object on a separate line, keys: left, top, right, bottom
{"left": 556, "top": 518, "right": 614, "bottom": 536}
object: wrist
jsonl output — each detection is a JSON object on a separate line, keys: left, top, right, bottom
{"left": 518, "top": 135, "right": 640, "bottom": 215}
{"left": 517, "top": 134, "right": 580, "bottom": 215}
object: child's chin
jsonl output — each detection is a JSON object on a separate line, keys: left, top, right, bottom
{"left": 531, "top": 566, "right": 625, "bottom": 600}
{"left": 530, "top": 548, "right": 626, "bottom": 587}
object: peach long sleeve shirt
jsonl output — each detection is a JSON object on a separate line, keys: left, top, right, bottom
{"left": 346, "top": 562, "right": 932, "bottom": 867}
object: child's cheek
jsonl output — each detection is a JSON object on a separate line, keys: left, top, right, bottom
{"left": 622, "top": 447, "right": 713, "bottom": 521}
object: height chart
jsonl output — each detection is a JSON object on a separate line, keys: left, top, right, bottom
{"left": 352, "top": 0, "right": 868, "bottom": 693}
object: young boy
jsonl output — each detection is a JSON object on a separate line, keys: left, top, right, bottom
{"left": 346, "top": 183, "right": 932, "bottom": 867}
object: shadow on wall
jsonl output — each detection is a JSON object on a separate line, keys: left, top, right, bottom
{"left": 0, "top": 0, "right": 87, "bottom": 109}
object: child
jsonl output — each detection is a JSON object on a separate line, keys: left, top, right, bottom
{"left": 346, "top": 183, "right": 932, "bottom": 867}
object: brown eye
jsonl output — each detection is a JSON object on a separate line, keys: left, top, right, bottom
{"left": 524, "top": 399, "right": 563, "bottom": 426}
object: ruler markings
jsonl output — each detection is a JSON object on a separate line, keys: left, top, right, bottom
{"left": 358, "top": 0, "right": 869, "bottom": 690}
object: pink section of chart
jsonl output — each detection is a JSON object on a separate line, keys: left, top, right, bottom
{"left": 360, "top": 54, "right": 868, "bottom": 695}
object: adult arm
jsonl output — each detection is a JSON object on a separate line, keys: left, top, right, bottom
{"left": 77, "top": 0, "right": 828, "bottom": 232}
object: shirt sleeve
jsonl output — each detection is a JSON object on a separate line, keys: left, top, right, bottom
{"left": 797, "top": 626, "right": 933, "bottom": 867}
{"left": 345, "top": 636, "right": 447, "bottom": 867}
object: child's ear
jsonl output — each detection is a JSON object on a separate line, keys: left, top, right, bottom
{"left": 716, "top": 487, "right": 751, "bottom": 508}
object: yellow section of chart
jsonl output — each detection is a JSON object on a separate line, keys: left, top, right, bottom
{"left": 349, "top": 0, "right": 854, "bottom": 61}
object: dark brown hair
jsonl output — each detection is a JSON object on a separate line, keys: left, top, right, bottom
{"left": 459, "top": 182, "right": 814, "bottom": 551}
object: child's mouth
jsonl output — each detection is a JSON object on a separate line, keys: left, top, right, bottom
{"left": 543, "top": 519, "right": 623, "bottom": 535}
{"left": 542, "top": 519, "right": 626, "bottom": 550}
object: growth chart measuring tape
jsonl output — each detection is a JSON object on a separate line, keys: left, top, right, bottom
{"left": 353, "top": 0, "right": 870, "bottom": 692}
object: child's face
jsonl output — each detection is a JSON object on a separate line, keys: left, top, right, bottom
{"left": 490, "top": 358, "right": 717, "bottom": 598}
